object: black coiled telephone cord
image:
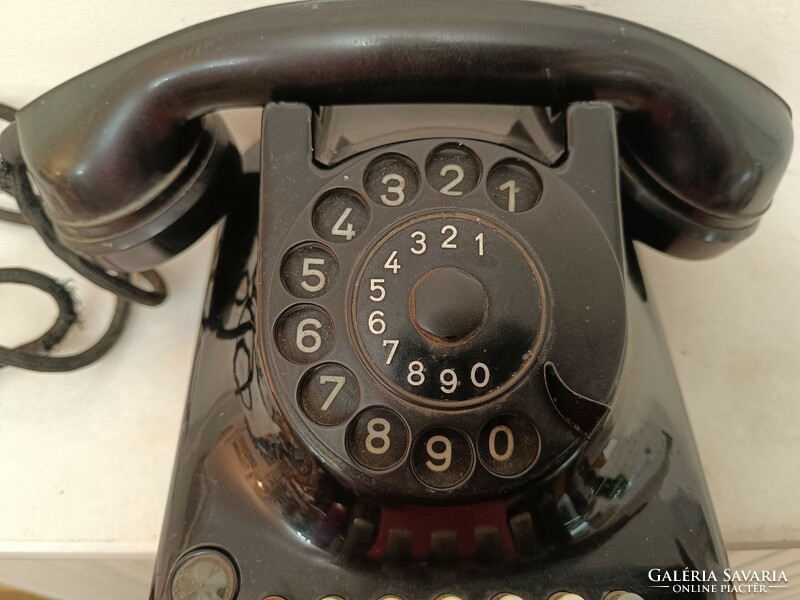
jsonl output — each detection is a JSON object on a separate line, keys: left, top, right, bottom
{"left": 0, "top": 103, "right": 167, "bottom": 372}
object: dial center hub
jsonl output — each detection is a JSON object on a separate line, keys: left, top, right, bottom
{"left": 410, "top": 267, "right": 486, "bottom": 343}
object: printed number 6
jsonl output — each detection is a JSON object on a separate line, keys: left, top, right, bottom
{"left": 295, "top": 318, "right": 322, "bottom": 353}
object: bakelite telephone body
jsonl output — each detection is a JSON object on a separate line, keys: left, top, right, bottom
{"left": 0, "top": 1, "right": 793, "bottom": 599}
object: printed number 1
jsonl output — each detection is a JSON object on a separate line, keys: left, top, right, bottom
{"left": 499, "top": 179, "right": 520, "bottom": 212}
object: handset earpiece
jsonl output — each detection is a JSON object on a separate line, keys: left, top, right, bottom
{"left": 11, "top": 0, "right": 792, "bottom": 266}
{"left": 15, "top": 112, "right": 241, "bottom": 272}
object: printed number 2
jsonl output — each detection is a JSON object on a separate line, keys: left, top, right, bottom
{"left": 439, "top": 165, "right": 465, "bottom": 196}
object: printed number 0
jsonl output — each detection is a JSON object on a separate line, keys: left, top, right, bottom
{"left": 488, "top": 425, "right": 514, "bottom": 462}
{"left": 470, "top": 362, "right": 490, "bottom": 387}
{"left": 366, "top": 418, "right": 391, "bottom": 455}
{"left": 407, "top": 361, "right": 425, "bottom": 386}
{"left": 426, "top": 435, "right": 452, "bottom": 472}
{"left": 296, "top": 318, "right": 322, "bottom": 353}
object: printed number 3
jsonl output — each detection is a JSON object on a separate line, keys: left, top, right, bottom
{"left": 381, "top": 174, "right": 406, "bottom": 206}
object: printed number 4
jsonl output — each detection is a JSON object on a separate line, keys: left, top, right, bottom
{"left": 384, "top": 250, "right": 401, "bottom": 273}
{"left": 332, "top": 208, "right": 356, "bottom": 240}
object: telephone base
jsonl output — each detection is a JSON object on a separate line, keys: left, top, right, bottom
{"left": 149, "top": 189, "right": 731, "bottom": 600}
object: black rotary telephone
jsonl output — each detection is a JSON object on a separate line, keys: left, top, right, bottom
{"left": 0, "top": 1, "right": 793, "bottom": 599}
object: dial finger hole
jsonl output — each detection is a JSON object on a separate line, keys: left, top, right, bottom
{"left": 425, "top": 144, "right": 481, "bottom": 197}
{"left": 347, "top": 408, "right": 410, "bottom": 471}
{"left": 275, "top": 304, "right": 335, "bottom": 364}
{"left": 312, "top": 188, "right": 369, "bottom": 243}
{"left": 364, "top": 154, "right": 420, "bottom": 207}
{"left": 478, "top": 414, "right": 540, "bottom": 477}
{"left": 298, "top": 363, "right": 360, "bottom": 426}
{"left": 281, "top": 242, "right": 339, "bottom": 298}
{"left": 487, "top": 159, "right": 542, "bottom": 213}
{"left": 412, "top": 427, "right": 474, "bottom": 489}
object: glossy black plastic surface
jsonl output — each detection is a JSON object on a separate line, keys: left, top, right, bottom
{"left": 256, "top": 103, "right": 627, "bottom": 503}
{"left": 13, "top": 0, "right": 792, "bottom": 265}
{"left": 149, "top": 103, "right": 732, "bottom": 599}
{"left": 149, "top": 178, "right": 730, "bottom": 600}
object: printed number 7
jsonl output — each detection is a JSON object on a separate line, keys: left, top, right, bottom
{"left": 319, "top": 375, "right": 346, "bottom": 410}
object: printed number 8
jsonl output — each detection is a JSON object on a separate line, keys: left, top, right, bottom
{"left": 366, "top": 418, "right": 391, "bottom": 455}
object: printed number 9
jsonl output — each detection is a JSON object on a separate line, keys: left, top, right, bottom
{"left": 426, "top": 435, "right": 452, "bottom": 472}
{"left": 440, "top": 368, "right": 458, "bottom": 393}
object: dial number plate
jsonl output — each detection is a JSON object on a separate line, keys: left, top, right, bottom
{"left": 353, "top": 214, "right": 545, "bottom": 407}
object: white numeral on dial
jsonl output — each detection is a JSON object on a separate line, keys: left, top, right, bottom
{"left": 475, "top": 232, "right": 484, "bottom": 256}
{"left": 439, "top": 164, "right": 465, "bottom": 196}
{"left": 369, "top": 278, "right": 385, "bottom": 302}
{"left": 318, "top": 375, "right": 345, "bottom": 411}
{"left": 499, "top": 179, "right": 521, "bottom": 212}
{"left": 383, "top": 339, "right": 399, "bottom": 364}
{"left": 331, "top": 207, "right": 356, "bottom": 240}
{"left": 439, "top": 368, "right": 458, "bottom": 394}
{"left": 384, "top": 250, "right": 401, "bottom": 274}
{"left": 410, "top": 231, "right": 426, "bottom": 254}
{"left": 368, "top": 310, "right": 386, "bottom": 335}
{"left": 488, "top": 425, "right": 514, "bottom": 461}
{"left": 426, "top": 435, "right": 452, "bottom": 471}
{"left": 300, "top": 257, "right": 326, "bottom": 292}
{"left": 380, "top": 173, "right": 406, "bottom": 206}
{"left": 407, "top": 361, "right": 425, "bottom": 386}
{"left": 441, "top": 225, "right": 458, "bottom": 249}
{"left": 470, "top": 362, "right": 490, "bottom": 387}
{"left": 366, "top": 418, "right": 391, "bottom": 455}
{"left": 296, "top": 318, "right": 323, "bottom": 353}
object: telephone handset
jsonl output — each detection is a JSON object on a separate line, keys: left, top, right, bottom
{"left": 0, "top": 1, "right": 792, "bottom": 599}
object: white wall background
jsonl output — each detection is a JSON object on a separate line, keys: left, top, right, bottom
{"left": 0, "top": 2, "right": 799, "bottom": 599}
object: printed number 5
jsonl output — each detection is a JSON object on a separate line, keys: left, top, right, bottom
{"left": 301, "top": 258, "right": 326, "bottom": 292}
